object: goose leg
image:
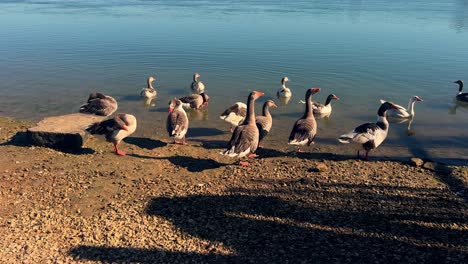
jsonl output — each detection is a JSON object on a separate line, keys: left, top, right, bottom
{"left": 114, "top": 143, "right": 126, "bottom": 156}
{"left": 247, "top": 153, "right": 257, "bottom": 159}
{"left": 296, "top": 147, "right": 304, "bottom": 153}
{"left": 239, "top": 160, "right": 250, "bottom": 166}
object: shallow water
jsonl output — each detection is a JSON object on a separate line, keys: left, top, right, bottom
{"left": 0, "top": 1, "right": 467, "bottom": 164}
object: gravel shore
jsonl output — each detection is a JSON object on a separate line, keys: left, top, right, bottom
{"left": 0, "top": 117, "right": 467, "bottom": 263}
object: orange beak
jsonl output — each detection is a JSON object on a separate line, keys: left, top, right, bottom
{"left": 122, "top": 125, "right": 129, "bottom": 131}
{"left": 254, "top": 91, "right": 265, "bottom": 96}
{"left": 311, "top": 88, "right": 321, "bottom": 93}
{"left": 168, "top": 107, "right": 173, "bottom": 113}
{"left": 333, "top": 95, "right": 340, "bottom": 100}
{"left": 272, "top": 102, "right": 278, "bottom": 108}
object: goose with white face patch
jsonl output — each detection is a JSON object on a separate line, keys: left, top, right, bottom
{"left": 221, "top": 91, "right": 264, "bottom": 166}
{"left": 167, "top": 98, "right": 189, "bottom": 145}
{"left": 338, "top": 102, "right": 399, "bottom": 160}
{"left": 85, "top": 113, "right": 137, "bottom": 156}
{"left": 288, "top": 88, "right": 321, "bottom": 152}
{"left": 379, "top": 96, "right": 423, "bottom": 118}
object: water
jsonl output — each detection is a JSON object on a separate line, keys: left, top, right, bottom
{"left": 1, "top": 1, "right": 467, "bottom": 164}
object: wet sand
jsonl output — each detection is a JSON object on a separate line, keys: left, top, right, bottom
{"left": 0, "top": 116, "right": 467, "bottom": 263}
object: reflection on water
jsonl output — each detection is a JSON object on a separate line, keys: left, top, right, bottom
{"left": 451, "top": 0, "right": 468, "bottom": 33}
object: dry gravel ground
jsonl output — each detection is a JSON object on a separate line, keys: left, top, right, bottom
{"left": 0, "top": 117, "right": 467, "bottom": 263}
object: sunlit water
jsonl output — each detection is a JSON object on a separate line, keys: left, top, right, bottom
{"left": 1, "top": 1, "right": 467, "bottom": 164}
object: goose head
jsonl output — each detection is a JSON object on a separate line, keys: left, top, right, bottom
{"left": 266, "top": 100, "right": 278, "bottom": 108}
{"left": 327, "top": 94, "right": 340, "bottom": 101}
{"left": 194, "top": 73, "right": 201, "bottom": 81}
{"left": 281, "top": 76, "right": 289, "bottom": 85}
{"left": 168, "top": 98, "right": 182, "bottom": 113}
{"left": 454, "top": 80, "right": 464, "bottom": 92}
{"left": 306, "top": 87, "right": 321, "bottom": 99}
{"left": 250, "top": 91, "right": 265, "bottom": 101}
{"left": 411, "top": 95, "right": 423, "bottom": 102}
{"left": 378, "top": 102, "right": 399, "bottom": 117}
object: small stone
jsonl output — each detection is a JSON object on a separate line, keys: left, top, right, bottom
{"left": 308, "top": 162, "right": 329, "bottom": 173}
{"left": 409, "top": 157, "right": 424, "bottom": 167}
{"left": 422, "top": 161, "right": 437, "bottom": 171}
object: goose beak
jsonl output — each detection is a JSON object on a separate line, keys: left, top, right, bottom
{"left": 122, "top": 125, "right": 129, "bottom": 131}
{"left": 272, "top": 103, "right": 278, "bottom": 108}
{"left": 168, "top": 107, "right": 173, "bottom": 113}
{"left": 416, "top": 97, "right": 423, "bottom": 102}
{"left": 311, "top": 88, "right": 321, "bottom": 93}
{"left": 254, "top": 91, "right": 265, "bottom": 96}
{"left": 333, "top": 95, "right": 340, "bottom": 100}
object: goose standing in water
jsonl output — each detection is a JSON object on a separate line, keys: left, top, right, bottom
{"left": 221, "top": 91, "right": 264, "bottom": 166}
{"left": 338, "top": 102, "right": 398, "bottom": 160}
{"left": 179, "top": 93, "right": 210, "bottom": 110}
{"left": 288, "top": 88, "right": 321, "bottom": 152}
{"left": 191, "top": 73, "right": 205, "bottom": 94}
{"left": 220, "top": 102, "right": 247, "bottom": 132}
{"left": 167, "top": 98, "right": 189, "bottom": 145}
{"left": 79, "top": 92, "right": 118, "bottom": 116}
{"left": 454, "top": 80, "right": 468, "bottom": 103}
{"left": 312, "top": 94, "right": 340, "bottom": 115}
{"left": 379, "top": 96, "right": 423, "bottom": 118}
{"left": 85, "top": 113, "right": 137, "bottom": 156}
{"left": 277, "top": 77, "right": 291, "bottom": 100}
{"left": 256, "top": 100, "right": 277, "bottom": 146}
{"left": 141, "top": 76, "right": 157, "bottom": 99}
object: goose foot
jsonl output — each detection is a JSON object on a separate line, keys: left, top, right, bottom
{"left": 247, "top": 153, "right": 258, "bottom": 159}
{"left": 114, "top": 144, "right": 126, "bottom": 156}
{"left": 239, "top": 161, "right": 250, "bottom": 166}
{"left": 296, "top": 148, "right": 304, "bottom": 153}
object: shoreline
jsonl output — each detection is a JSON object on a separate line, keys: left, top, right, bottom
{"left": 0, "top": 116, "right": 467, "bottom": 262}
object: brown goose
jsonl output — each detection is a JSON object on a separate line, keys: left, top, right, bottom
{"left": 288, "top": 88, "right": 321, "bottom": 152}
{"left": 140, "top": 76, "right": 157, "bottom": 99}
{"left": 79, "top": 92, "right": 118, "bottom": 116}
{"left": 167, "top": 98, "right": 189, "bottom": 145}
{"left": 179, "top": 93, "right": 210, "bottom": 110}
{"left": 220, "top": 102, "right": 247, "bottom": 132}
{"left": 256, "top": 100, "right": 277, "bottom": 146}
{"left": 85, "top": 113, "right": 137, "bottom": 156}
{"left": 191, "top": 73, "right": 205, "bottom": 94}
{"left": 221, "top": 91, "right": 264, "bottom": 166}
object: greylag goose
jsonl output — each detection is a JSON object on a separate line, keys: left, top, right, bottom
{"left": 288, "top": 88, "right": 321, "bottom": 152}
{"left": 79, "top": 92, "right": 118, "bottom": 116}
{"left": 379, "top": 96, "right": 423, "bottom": 118}
{"left": 338, "top": 102, "right": 398, "bottom": 160}
{"left": 167, "top": 98, "right": 189, "bottom": 145}
{"left": 191, "top": 73, "right": 205, "bottom": 94}
{"left": 312, "top": 94, "right": 339, "bottom": 115}
{"left": 179, "top": 93, "right": 210, "bottom": 110}
{"left": 256, "top": 100, "right": 277, "bottom": 145}
{"left": 221, "top": 91, "right": 264, "bottom": 166}
{"left": 220, "top": 102, "right": 247, "bottom": 132}
{"left": 454, "top": 80, "right": 468, "bottom": 103}
{"left": 277, "top": 77, "right": 292, "bottom": 99}
{"left": 85, "top": 113, "right": 137, "bottom": 156}
{"left": 140, "top": 76, "right": 157, "bottom": 99}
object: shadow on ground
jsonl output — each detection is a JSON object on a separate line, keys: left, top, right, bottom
{"left": 124, "top": 137, "right": 167, "bottom": 150}
{"left": 69, "top": 180, "right": 468, "bottom": 263}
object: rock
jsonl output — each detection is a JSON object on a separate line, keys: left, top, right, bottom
{"left": 409, "top": 157, "right": 424, "bottom": 167}
{"left": 27, "top": 113, "right": 105, "bottom": 150}
{"left": 422, "top": 161, "right": 452, "bottom": 175}
{"left": 308, "top": 162, "right": 329, "bottom": 173}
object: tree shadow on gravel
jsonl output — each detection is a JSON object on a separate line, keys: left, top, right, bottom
{"left": 1, "top": 132, "right": 95, "bottom": 155}
{"left": 70, "top": 182, "right": 468, "bottom": 263}
{"left": 123, "top": 137, "right": 167, "bottom": 150}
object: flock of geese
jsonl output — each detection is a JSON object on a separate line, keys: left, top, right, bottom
{"left": 79, "top": 75, "right": 467, "bottom": 165}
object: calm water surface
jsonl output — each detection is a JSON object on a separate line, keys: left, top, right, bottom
{"left": 1, "top": 1, "right": 467, "bottom": 164}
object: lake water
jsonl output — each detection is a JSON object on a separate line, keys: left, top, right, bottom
{"left": 1, "top": 0, "right": 467, "bottom": 164}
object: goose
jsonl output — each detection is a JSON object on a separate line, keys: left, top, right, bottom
{"left": 179, "top": 93, "right": 210, "bottom": 110}
{"left": 85, "top": 113, "right": 137, "bottom": 156}
{"left": 312, "top": 94, "right": 340, "bottom": 115}
{"left": 79, "top": 92, "right": 118, "bottom": 116}
{"left": 140, "top": 76, "right": 157, "bottom": 99}
{"left": 454, "top": 80, "right": 468, "bottom": 103}
{"left": 167, "top": 98, "right": 189, "bottom": 145}
{"left": 220, "top": 102, "right": 247, "bottom": 132}
{"left": 288, "top": 88, "right": 321, "bottom": 152}
{"left": 221, "top": 91, "right": 264, "bottom": 166}
{"left": 338, "top": 102, "right": 398, "bottom": 160}
{"left": 256, "top": 100, "right": 277, "bottom": 146}
{"left": 191, "top": 73, "right": 205, "bottom": 94}
{"left": 277, "top": 77, "right": 292, "bottom": 99}
{"left": 379, "top": 96, "right": 423, "bottom": 118}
